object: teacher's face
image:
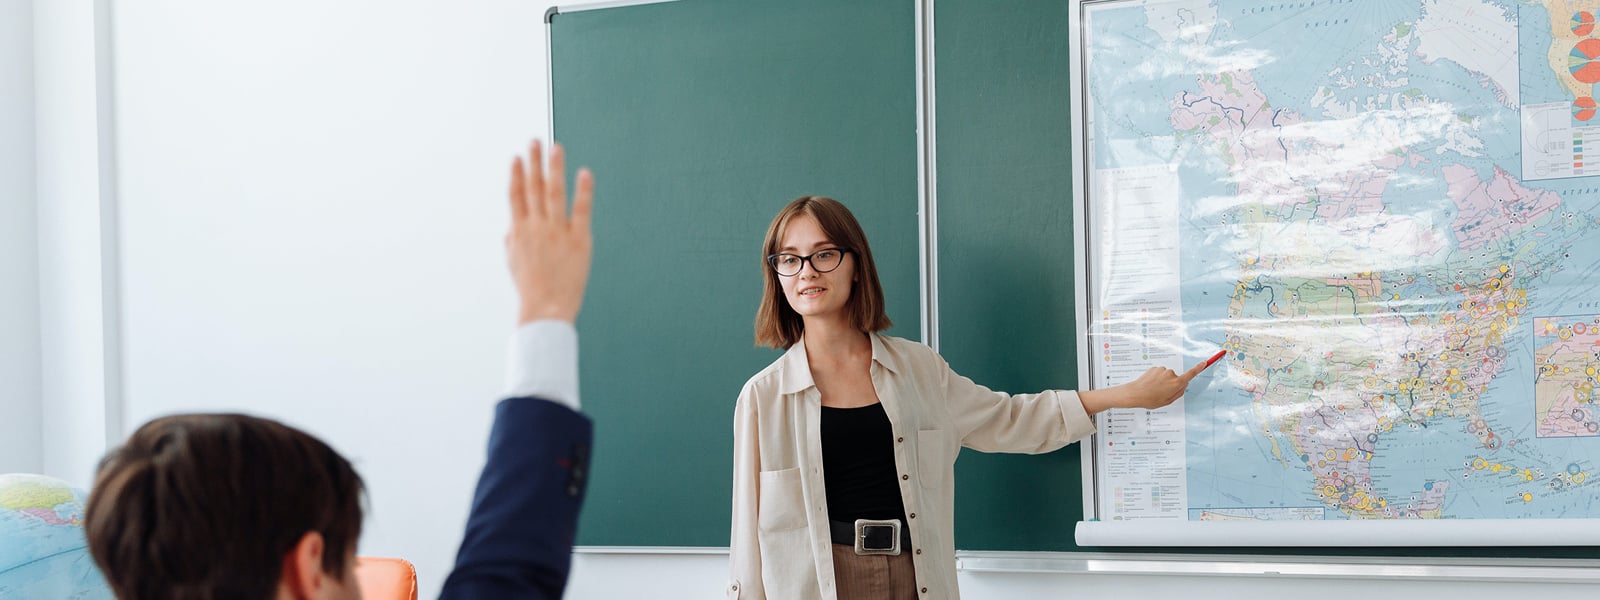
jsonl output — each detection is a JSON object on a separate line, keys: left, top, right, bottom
{"left": 777, "top": 213, "right": 855, "bottom": 322}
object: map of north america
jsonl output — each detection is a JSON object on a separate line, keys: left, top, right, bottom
{"left": 1087, "top": 0, "right": 1600, "bottom": 521}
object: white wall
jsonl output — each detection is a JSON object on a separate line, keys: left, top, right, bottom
{"left": 0, "top": 0, "right": 42, "bottom": 476}
{"left": 109, "top": 2, "right": 553, "bottom": 596}
{"left": 34, "top": 0, "right": 113, "bottom": 489}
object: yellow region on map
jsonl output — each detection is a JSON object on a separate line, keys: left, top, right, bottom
{"left": 1534, "top": 315, "right": 1600, "bottom": 437}
{"left": 0, "top": 481, "right": 74, "bottom": 511}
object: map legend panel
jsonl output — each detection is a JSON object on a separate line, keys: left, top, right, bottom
{"left": 1522, "top": 101, "right": 1600, "bottom": 180}
{"left": 1090, "top": 163, "right": 1189, "bottom": 521}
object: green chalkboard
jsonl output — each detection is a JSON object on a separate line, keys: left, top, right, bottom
{"left": 549, "top": 0, "right": 919, "bottom": 547}
{"left": 935, "top": 0, "right": 1083, "bottom": 552}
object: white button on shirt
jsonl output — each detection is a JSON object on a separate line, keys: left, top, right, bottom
{"left": 727, "top": 334, "right": 1095, "bottom": 599}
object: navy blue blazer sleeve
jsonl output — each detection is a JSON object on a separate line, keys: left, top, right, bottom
{"left": 439, "top": 396, "right": 593, "bottom": 599}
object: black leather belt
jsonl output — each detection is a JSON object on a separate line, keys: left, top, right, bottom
{"left": 830, "top": 518, "right": 911, "bottom": 555}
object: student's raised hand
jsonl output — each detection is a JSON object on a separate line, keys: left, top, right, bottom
{"left": 1079, "top": 360, "right": 1212, "bottom": 416}
{"left": 507, "top": 140, "right": 594, "bottom": 325}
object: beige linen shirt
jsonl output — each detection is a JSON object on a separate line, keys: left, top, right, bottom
{"left": 727, "top": 333, "right": 1095, "bottom": 599}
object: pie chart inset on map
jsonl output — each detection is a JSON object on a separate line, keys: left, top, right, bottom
{"left": 1575, "top": 97, "right": 1597, "bottom": 121}
{"left": 1576, "top": 11, "right": 1595, "bottom": 36}
{"left": 1570, "top": 38, "right": 1600, "bottom": 83}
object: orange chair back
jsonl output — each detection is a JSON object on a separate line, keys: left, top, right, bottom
{"left": 354, "top": 556, "right": 417, "bottom": 600}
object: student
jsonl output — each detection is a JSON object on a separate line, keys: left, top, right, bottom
{"left": 727, "top": 196, "right": 1214, "bottom": 599}
{"left": 84, "top": 141, "right": 595, "bottom": 600}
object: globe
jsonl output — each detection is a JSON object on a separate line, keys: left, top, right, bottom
{"left": 0, "top": 473, "right": 113, "bottom": 598}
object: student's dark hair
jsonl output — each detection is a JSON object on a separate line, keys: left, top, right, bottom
{"left": 755, "top": 196, "right": 892, "bottom": 348}
{"left": 85, "top": 413, "right": 366, "bottom": 600}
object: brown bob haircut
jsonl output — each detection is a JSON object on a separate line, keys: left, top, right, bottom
{"left": 755, "top": 196, "right": 892, "bottom": 348}
{"left": 85, "top": 413, "right": 365, "bottom": 600}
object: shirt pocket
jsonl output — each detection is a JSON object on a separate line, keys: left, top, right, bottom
{"left": 917, "top": 429, "right": 948, "bottom": 488}
{"left": 757, "top": 467, "right": 807, "bottom": 532}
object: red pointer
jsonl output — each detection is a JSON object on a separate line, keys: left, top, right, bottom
{"left": 1203, "top": 349, "right": 1228, "bottom": 368}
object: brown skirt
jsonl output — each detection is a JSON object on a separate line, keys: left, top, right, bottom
{"left": 830, "top": 543, "right": 918, "bottom": 600}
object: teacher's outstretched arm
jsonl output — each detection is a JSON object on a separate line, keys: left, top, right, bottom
{"left": 1078, "top": 356, "right": 1219, "bottom": 416}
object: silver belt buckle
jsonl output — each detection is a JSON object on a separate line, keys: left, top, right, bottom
{"left": 853, "top": 518, "right": 901, "bottom": 556}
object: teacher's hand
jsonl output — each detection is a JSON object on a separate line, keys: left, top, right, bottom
{"left": 1079, "top": 361, "right": 1211, "bottom": 416}
{"left": 507, "top": 140, "right": 594, "bottom": 325}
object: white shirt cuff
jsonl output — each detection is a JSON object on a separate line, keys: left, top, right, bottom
{"left": 504, "top": 320, "right": 580, "bottom": 412}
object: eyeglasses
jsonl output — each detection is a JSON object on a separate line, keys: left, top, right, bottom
{"left": 766, "top": 248, "right": 852, "bottom": 276}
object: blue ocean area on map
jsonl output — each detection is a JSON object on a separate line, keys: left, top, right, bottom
{"left": 1085, "top": 0, "right": 1600, "bottom": 523}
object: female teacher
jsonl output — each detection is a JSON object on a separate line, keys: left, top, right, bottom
{"left": 727, "top": 196, "right": 1213, "bottom": 599}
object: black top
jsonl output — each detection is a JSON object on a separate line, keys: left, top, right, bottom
{"left": 820, "top": 403, "right": 908, "bottom": 523}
